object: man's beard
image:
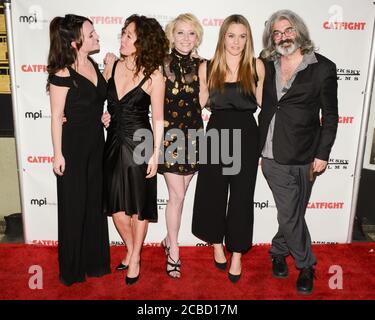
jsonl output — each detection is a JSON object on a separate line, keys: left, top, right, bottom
{"left": 275, "top": 39, "right": 301, "bottom": 56}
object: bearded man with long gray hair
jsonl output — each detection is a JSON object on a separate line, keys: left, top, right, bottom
{"left": 258, "top": 10, "right": 338, "bottom": 295}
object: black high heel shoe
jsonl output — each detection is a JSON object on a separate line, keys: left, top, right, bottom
{"left": 161, "top": 238, "right": 170, "bottom": 256}
{"left": 115, "top": 262, "right": 128, "bottom": 271}
{"left": 214, "top": 244, "right": 227, "bottom": 270}
{"left": 166, "top": 254, "right": 181, "bottom": 279}
{"left": 228, "top": 255, "right": 241, "bottom": 283}
{"left": 125, "top": 273, "right": 139, "bottom": 285}
{"left": 125, "top": 262, "right": 140, "bottom": 285}
{"left": 214, "top": 260, "right": 227, "bottom": 270}
{"left": 228, "top": 272, "right": 241, "bottom": 283}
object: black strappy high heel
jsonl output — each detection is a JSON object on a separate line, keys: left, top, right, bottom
{"left": 166, "top": 254, "right": 181, "bottom": 279}
{"left": 161, "top": 238, "right": 170, "bottom": 256}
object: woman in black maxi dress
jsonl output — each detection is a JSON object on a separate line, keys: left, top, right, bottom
{"left": 48, "top": 14, "right": 110, "bottom": 286}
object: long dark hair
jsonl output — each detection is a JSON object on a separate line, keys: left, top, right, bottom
{"left": 122, "top": 14, "right": 169, "bottom": 77}
{"left": 47, "top": 14, "right": 92, "bottom": 90}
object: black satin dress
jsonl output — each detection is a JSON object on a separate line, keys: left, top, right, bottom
{"left": 103, "top": 60, "right": 157, "bottom": 222}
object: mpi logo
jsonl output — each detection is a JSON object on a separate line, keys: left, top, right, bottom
{"left": 25, "top": 110, "right": 42, "bottom": 120}
{"left": 19, "top": 12, "right": 37, "bottom": 24}
{"left": 254, "top": 201, "right": 270, "bottom": 210}
{"left": 18, "top": 5, "right": 45, "bottom": 29}
{"left": 30, "top": 198, "right": 47, "bottom": 207}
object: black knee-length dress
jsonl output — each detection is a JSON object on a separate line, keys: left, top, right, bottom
{"left": 158, "top": 49, "right": 204, "bottom": 175}
{"left": 103, "top": 61, "right": 157, "bottom": 222}
{"left": 49, "top": 57, "right": 111, "bottom": 286}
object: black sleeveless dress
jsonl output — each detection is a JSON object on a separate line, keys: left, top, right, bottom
{"left": 48, "top": 57, "right": 110, "bottom": 286}
{"left": 158, "top": 49, "right": 204, "bottom": 175}
{"left": 103, "top": 60, "right": 157, "bottom": 222}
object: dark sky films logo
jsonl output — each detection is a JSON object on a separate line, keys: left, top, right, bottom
{"left": 337, "top": 68, "right": 360, "bottom": 82}
{"left": 147, "top": 14, "right": 175, "bottom": 28}
{"left": 327, "top": 159, "right": 349, "bottom": 170}
{"left": 157, "top": 198, "right": 168, "bottom": 210}
{"left": 110, "top": 240, "right": 125, "bottom": 246}
{"left": 312, "top": 241, "right": 339, "bottom": 244}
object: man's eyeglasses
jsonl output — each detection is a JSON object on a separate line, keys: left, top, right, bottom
{"left": 272, "top": 27, "right": 296, "bottom": 40}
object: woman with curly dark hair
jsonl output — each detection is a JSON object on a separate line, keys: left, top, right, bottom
{"left": 102, "top": 14, "right": 168, "bottom": 285}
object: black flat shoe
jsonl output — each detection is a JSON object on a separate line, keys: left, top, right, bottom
{"left": 115, "top": 262, "right": 128, "bottom": 271}
{"left": 214, "top": 260, "right": 227, "bottom": 270}
{"left": 228, "top": 272, "right": 241, "bottom": 283}
{"left": 271, "top": 255, "right": 288, "bottom": 278}
{"left": 296, "top": 267, "right": 315, "bottom": 295}
{"left": 125, "top": 274, "right": 139, "bottom": 285}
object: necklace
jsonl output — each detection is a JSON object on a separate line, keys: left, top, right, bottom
{"left": 227, "top": 64, "right": 239, "bottom": 81}
{"left": 124, "top": 59, "right": 136, "bottom": 72}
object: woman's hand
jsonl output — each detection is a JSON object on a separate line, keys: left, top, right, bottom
{"left": 146, "top": 151, "right": 158, "bottom": 178}
{"left": 103, "top": 53, "right": 117, "bottom": 66}
{"left": 53, "top": 154, "right": 65, "bottom": 176}
{"left": 101, "top": 111, "right": 111, "bottom": 128}
{"left": 103, "top": 53, "right": 118, "bottom": 81}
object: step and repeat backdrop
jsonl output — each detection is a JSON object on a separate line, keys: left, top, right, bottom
{"left": 7, "top": 0, "right": 375, "bottom": 245}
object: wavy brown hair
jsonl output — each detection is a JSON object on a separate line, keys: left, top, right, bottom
{"left": 208, "top": 14, "right": 257, "bottom": 95}
{"left": 122, "top": 15, "right": 169, "bottom": 77}
{"left": 46, "top": 14, "right": 91, "bottom": 90}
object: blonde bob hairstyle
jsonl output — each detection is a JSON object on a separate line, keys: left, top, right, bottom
{"left": 165, "top": 13, "right": 203, "bottom": 51}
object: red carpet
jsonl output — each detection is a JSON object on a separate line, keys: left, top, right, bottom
{"left": 0, "top": 243, "right": 374, "bottom": 300}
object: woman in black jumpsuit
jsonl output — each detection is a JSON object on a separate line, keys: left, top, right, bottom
{"left": 48, "top": 15, "right": 110, "bottom": 286}
{"left": 192, "top": 15, "right": 264, "bottom": 283}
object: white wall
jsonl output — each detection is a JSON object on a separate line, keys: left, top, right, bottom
{"left": 8, "top": 0, "right": 375, "bottom": 245}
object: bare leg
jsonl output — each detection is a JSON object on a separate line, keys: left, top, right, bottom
{"left": 213, "top": 243, "right": 227, "bottom": 264}
{"left": 163, "top": 173, "right": 193, "bottom": 278}
{"left": 229, "top": 252, "right": 242, "bottom": 276}
{"left": 127, "top": 214, "right": 148, "bottom": 278}
{"left": 112, "top": 211, "right": 133, "bottom": 265}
